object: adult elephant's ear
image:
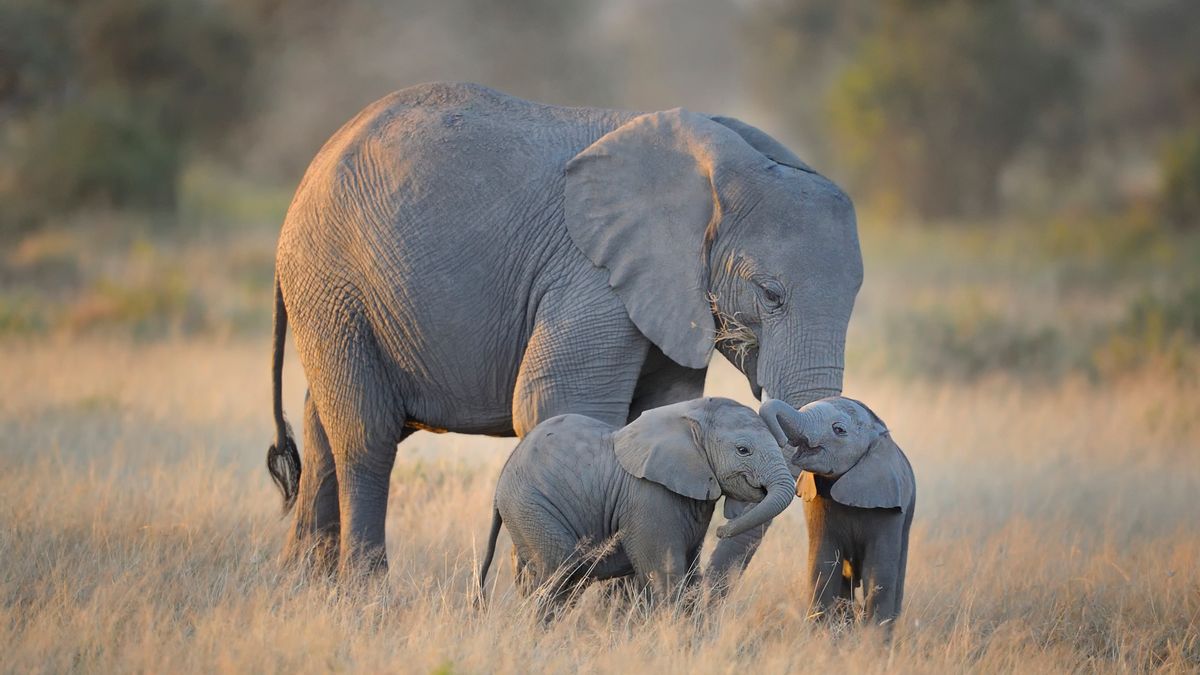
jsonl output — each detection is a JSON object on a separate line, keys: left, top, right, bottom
{"left": 612, "top": 400, "right": 722, "bottom": 501}
{"left": 707, "top": 115, "right": 816, "bottom": 174}
{"left": 830, "top": 435, "right": 915, "bottom": 511}
{"left": 565, "top": 109, "right": 771, "bottom": 369}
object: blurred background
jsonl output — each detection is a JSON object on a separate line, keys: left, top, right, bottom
{"left": 1, "top": 0, "right": 1197, "bottom": 382}
{"left": 2, "top": 4, "right": 1199, "bottom": 669}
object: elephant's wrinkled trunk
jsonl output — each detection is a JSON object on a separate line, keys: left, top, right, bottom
{"left": 718, "top": 466, "right": 795, "bottom": 539}
{"left": 758, "top": 326, "right": 845, "bottom": 409}
{"left": 760, "top": 398, "right": 808, "bottom": 449}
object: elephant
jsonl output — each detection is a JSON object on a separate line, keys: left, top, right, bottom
{"left": 759, "top": 397, "right": 915, "bottom": 626}
{"left": 478, "top": 397, "right": 795, "bottom": 612}
{"left": 265, "top": 82, "right": 862, "bottom": 577}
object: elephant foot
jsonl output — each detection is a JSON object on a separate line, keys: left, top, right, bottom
{"left": 337, "top": 544, "right": 389, "bottom": 584}
{"left": 281, "top": 530, "right": 339, "bottom": 578}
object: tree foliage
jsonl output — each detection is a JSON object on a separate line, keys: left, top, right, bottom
{"left": 748, "top": 0, "right": 1199, "bottom": 222}
{"left": 0, "top": 0, "right": 252, "bottom": 231}
{"left": 825, "top": 2, "right": 1085, "bottom": 218}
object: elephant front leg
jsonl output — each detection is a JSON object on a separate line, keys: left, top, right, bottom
{"left": 636, "top": 551, "right": 693, "bottom": 608}
{"left": 807, "top": 537, "right": 853, "bottom": 622}
{"left": 862, "top": 532, "right": 905, "bottom": 626}
{"left": 511, "top": 290, "right": 647, "bottom": 434}
{"left": 706, "top": 498, "right": 776, "bottom": 586}
{"left": 626, "top": 345, "right": 707, "bottom": 423}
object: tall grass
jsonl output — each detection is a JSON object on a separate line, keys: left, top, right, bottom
{"left": 1, "top": 340, "right": 1197, "bottom": 672}
{"left": 1, "top": 215, "right": 1197, "bottom": 671}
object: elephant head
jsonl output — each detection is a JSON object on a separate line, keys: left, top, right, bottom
{"left": 759, "top": 397, "right": 914, "bottom": 510}
{"left": 613, "top": 397, "right": 796, "bottom": 539}
{"left": 565, "top": 109, "right": 862, "bottom": 411}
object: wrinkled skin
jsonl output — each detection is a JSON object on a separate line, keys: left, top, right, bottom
{"left": 478, "top": 398, "right": 794, "bottom": 613}
{"left": 760, "top": 397, "right": 915, "bottom": 626}
{"left": 266, "top": 82, "right": 862, "bottom": 577}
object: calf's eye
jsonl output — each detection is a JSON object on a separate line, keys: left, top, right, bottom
{"left": 832, "top": 423, "right": 848, "bottom": 436}
{"left": 735, "top": 445, "right": 752, "bottom": 457}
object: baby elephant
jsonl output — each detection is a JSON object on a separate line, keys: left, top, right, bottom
{"left": 760, "top": 396, "right": 915, "bottom": 626}
{"left": 479, "top": 397, "right": 795, "bottom": 610}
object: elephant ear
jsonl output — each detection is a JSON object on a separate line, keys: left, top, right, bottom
{"left": 707, "top": 115, "right": 816, "bottom": 174}
{"left": 830, "top": 434, "right": 915, "bottom": 511}
{"left": 797, "top": 471, "right": 819, "bottom": 502}
{"left": 565, "top": 109, "right": 772, "bottom": 369}
{"left": 613, "top": 401, "right": 721, "bottom": 501}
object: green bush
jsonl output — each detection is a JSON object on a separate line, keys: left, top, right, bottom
{"left": 0, "top": 0, "right": 252, "bottom": 233}
{"left": 1161, "top": 128, "right": 1200, "bottom": 231}
{"left": 826, "top": 3, "right": 1084, "bottom": 219}
{"left": 12, "top": 99, "right": 181, "bottom": 216}
{"left": 1092, "top": 283, "right": 1200, "bottom": 376}
{"left": 887, "top": 302, "right": 1065, "bottom": 380}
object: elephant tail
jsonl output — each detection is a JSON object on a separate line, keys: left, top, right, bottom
{"left": 477, "top": 507, "right": 503, "bottom": 605}
{"left": 266, "top": 271, "right": 301, "bottom": 513}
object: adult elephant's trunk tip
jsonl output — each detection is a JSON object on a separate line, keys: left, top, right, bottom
{"left": 267, "top": 272, "right": 301, "bottom": 513}
{"left": 716, "top": 472, "right": 796, "bottom": 539}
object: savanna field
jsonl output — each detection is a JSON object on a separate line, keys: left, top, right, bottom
{"left": 2, "top": 215, "right": 1198, "bottom": 673}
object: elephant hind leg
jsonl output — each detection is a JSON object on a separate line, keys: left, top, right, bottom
{"left": 511, "top": 525, "right": 593, "bottom": 621}
{"left": 331, "top": 421, "right": 411, "bottom": 578}
{"left": 282, "top": 390, "right": 341, "bottom": 575}
{"left": 300, "top": 321, "right": 409, "bottom": 578}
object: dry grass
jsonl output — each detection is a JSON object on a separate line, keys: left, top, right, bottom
{"left": 2, "top": 338, "right": 1198, "bottom": 673}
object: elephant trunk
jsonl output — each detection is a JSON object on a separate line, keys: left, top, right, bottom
{"left": 757, "top": 326, "right": 845, "bottom": 408}
{"left": 717, "top": 465, "right": 796, "bottom": 539}
{"left": 759, "top": 398, "right": 810, "bottom": 449}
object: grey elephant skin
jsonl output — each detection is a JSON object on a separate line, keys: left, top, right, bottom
{"left": 760, "top": 397, "right": 915, "bottom": 625}
{"left": 478, "top": 398, "right": 795, "bottom": 611}
{"left": 265, "top": 82, "right": 862, "bottom": 576}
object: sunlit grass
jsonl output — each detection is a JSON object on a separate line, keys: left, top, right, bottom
{"left": 1, "top": 340, "right": 1197, "bottom": 672}
{"left": 1, "top": 214, "right": 1197, "bottom": 670}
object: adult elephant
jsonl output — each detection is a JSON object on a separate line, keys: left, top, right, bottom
{"left": 267, "top": 82, "right": 862, "bottom": 577}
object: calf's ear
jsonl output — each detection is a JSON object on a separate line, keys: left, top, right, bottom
{"left": 830, "top": 435, "right": 914, "bottom": 511}
{"left": 797, "top": 471, "right": 819, "bottom": 502}
{"left": 613, "top": 401, "right": 722, "bottom": 501}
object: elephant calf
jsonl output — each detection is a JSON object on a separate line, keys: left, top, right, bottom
{"left": 760, "top": 397, "right": 916, "bottom": 626}
{"left": 479, "top": 397, "right": 795, "bottom": 611}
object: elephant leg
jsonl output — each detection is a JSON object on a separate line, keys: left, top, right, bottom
{"left": 705, "top": 504, "right": 771, "bottom": 587}
{"left": 511, "top": 290, "right": 646, "bottom": 435}
{"left": 808, "top": 539, "right": 852, "bottom": 621}
{"left": 626, "top": 533, "right": 693, "bottom": 608}
{"left": 282, "top": 390, "right": 340, "bottom": 574}
{"left": 861, "top": 561, "right": 900, "bottom": 626}
{"left": 305, "top": 336, "right": 407, "bottom": 578}
{"left": 626, "top": 345, "right": 707, "bottom": 423}
{"left": 862, "top": 528, "right": 906, "bottom": 625}
{"left": 512, "top": 550, "right": 534, "bottom": 598}
{"left": 332, "top": 424, "right": 408, "bottom": 578}
{"left": 526, "top": 539, "right": 593, "bottom": 622}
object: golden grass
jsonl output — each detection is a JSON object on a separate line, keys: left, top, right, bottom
{"left": 1, "top": 339, "right": 1197, "bottom": 673}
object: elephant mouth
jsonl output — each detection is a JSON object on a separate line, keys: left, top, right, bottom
{"left": 735, "top": 472, "right": 769, "bottom": 500}
{"left": 790, "top": 442, "right": 823, "bottom": 464}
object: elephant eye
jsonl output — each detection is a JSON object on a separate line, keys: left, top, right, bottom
{"left": 832, "top": 423, "right": 848, "bottom": 436}
{"left": 757, "top": 280, "right": 784, "bottom": 310}
{"left": 735, "top": 445, "right": 752, "bottom": 457}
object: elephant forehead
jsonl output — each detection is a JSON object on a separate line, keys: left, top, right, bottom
{"left": 830, "top": 398, "right": 883, "bottom": 432}
{"left": 798, "top": 400, "right": 839, "bottom": 418}
{"left": 709, "top": 399, "right": 768, "bottom": 431}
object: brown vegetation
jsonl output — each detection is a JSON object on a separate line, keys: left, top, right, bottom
{"left": 1, "top": 219, "right": 1197, "bottom": 672}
